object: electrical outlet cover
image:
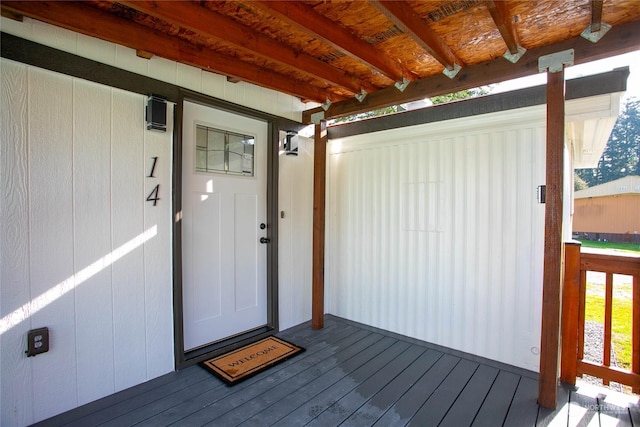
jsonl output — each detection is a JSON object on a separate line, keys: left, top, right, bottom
{"left": 26, "top": 327, "right": 49, "bottom": 357}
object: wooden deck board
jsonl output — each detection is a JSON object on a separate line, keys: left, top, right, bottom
{"left": 570, "top": 393, "right": 600, "bottom": 427}
{"left": 235, "top": 335, "right": 396, "bottom": 426}
{"left": 471, "top": 370, "right": 522, "bottom": 427}
{"left": 67, "top": 367, "right": 214, "bottom": 427}
{"left": 32, "top": 365, "right": 210, "bottom": 427}
{"left": 503, "top": 377, "right": 540, "bottom": 426}
{"left": 373, "top": 353, "right": 460, "bottom": 426}
{"left": 438, "top": 364, "right": 500, "bottom": 427}
{"left": 630, "top": 403, "right": 640, "bottom": 425}
{"left": 536, "top": 383, "right": 571, "bottom": 426}
{"left": 304, "top": 344, "right": 426, "bottom": 427}
{"left": 33, "top": 315, "right": 638, "bottom": 427}
{"left": 597, "top": 392, "right": 635, "bottom": 427}
{"left": 339, "top": 349, "right": 443, "bottom": 426}
{"left": 408, "top": 359, "right": 480, "bottom": 426}
{"left": 271, "top": 340, "right": 412, "bottom": 426}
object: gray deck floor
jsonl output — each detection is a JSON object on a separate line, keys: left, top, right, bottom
{"left": 34, "top": 315, "right": 639, "bottom": 426}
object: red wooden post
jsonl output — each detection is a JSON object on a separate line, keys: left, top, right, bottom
{"left": 633, "top": 274, "right": 640, "bottom": 394}
{"left": 312, "top": 120, "right": 327, "bottom": 330}
{"left": 538, "top": 55, "right": 568, "bottom": 410}
{"left": 577, "top": 269, "right": 586, "bottom": 364}
{"left": 603, "top": 273, "right": 613, "bottom": 385}
{"left": 560, "top": 242, "right": 581, "bottom": 384}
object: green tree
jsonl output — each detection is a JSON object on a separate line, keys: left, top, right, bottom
{"left": 576, "top": 97, "right": 640, "bottom": 186}
{"left": 430, "top": 87, "right": 490, "bottom": 105}
{"left": 574, "top": 172, "right": 588, "bottom": 191}
{"left": 333, "top": 87, "right": 491, "bottom": 124}
{"left": 333, "top": 105, "right": 406, "bottom": 124}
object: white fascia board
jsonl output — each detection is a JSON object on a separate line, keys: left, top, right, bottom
{"left": 566, "top": 92, "right": 623, "bottom": 169}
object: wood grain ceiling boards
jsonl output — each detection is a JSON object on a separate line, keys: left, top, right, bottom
{"left": 2, "top": 0, "right": 639, "bottom": 122}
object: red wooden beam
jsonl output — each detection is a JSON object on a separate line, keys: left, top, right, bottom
{"left": 486, "top": 0, "right": 520, "bottom": 55}
{"left": 312, "top": 121, "right": 327, "bottom": 330}
{"left": 118, "top": 0, "right": 374, "bottom": 95}
{"left": 0, "top": 1, "right": 334, "bottom": 103}
{"left": 590, "top": 0, "right": 604, "bottom": 33}
{"left": 303, "top": 19, "right": 640, "bottom": 123}
{"left": 253, "top": 0, "right": 408, "bottom": 82}
{"left": 633, "top": 274, "right": 640, "bottom": 394}
{"left": 372, "top": 0, "right": 459, "bottom": 71}
{"left": 538, "top": 65, "right": 566, "bottom": 411}
{"left": 0, "top": 8, "right": 22, "bottom": 21}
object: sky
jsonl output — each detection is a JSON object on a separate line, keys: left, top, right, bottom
{"left": 492, "top": 50, "right": 640, "bottom": 100}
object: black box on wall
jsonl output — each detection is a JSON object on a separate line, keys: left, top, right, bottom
{"left": 146, "top": 95, "right": 167, "bottom": 132}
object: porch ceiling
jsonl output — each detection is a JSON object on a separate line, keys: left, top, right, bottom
{"left": 2, "top": 1, "right": 639, "bottom": 122}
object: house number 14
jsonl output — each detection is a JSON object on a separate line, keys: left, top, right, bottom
{"left": 146, "top": 156, "right": 160, "bottom": 206}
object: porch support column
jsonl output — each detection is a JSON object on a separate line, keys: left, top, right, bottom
{"left": 538, "top": 49, "right": 572, "bottom": 410}
{"left": 312, "top": 120, "right": 327, "bottom": 329}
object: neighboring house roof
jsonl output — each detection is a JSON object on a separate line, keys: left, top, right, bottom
{"left": 574, "top": 175, "right": 640, "bottom": 199}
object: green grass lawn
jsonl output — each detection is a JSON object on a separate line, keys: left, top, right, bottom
{"left": 584, "top": 282, "right": 633, "bottom": 369}
{"left": 577, "top": 239, "right": 640, "bottom": 254}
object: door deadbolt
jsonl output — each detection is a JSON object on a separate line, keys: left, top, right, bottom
{"left": 260, "top": 223, "right": 267, "bottom": 229}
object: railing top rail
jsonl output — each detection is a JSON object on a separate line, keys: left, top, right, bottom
{"left": 580, "top": 251, "right": 640, "bottom": 276}
{"left": 580, "top": 247, "right": 640, "bottom": 259}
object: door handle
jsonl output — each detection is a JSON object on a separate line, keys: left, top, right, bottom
{"left": 260, "top": 237, "right": 270, "bottom": 244}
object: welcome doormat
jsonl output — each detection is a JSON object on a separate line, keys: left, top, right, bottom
{"left": 201, "top": 336, "right": 304, "bottom": 385}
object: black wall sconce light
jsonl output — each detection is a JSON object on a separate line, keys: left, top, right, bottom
{"left": 284, "top": 130, "right": 298, "bottom": 156}
{"left": 146, "top": 95, "right": 167, "bottom": 132}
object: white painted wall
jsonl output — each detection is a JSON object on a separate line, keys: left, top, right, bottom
{"left": 0, "top": 16, "right": 317, "bottom": 122}
{"left": 326, "top": 107, "right": 549, "bottom": 372}
{"left": 324, "top": 93, "right": 620, "bottom": 373}
{"left": 1, "top": 60, "right": 174, "bottom": 426}
{"left": 0, "top": 17, "right": 320, "bottom": 425}
{"left": 278, "top": 136, "right": 314, "bottom": 330}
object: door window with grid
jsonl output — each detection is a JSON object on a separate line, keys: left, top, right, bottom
{"left": 195, "top": 125, "right": 255, "bottom": 176}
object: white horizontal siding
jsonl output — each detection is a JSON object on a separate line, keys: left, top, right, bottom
{"left": 326, "top": 109, "right": 547, "bottom": 372}
{"left": 0, "top": 16, "right": 316, "bottom": 122}
{"left": 1, "top": 60, "right": 174, "bottom": 425}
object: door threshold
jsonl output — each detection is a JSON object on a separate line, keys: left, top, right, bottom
{"left": 180, "top": 325, "right": 275, "bottom": 369}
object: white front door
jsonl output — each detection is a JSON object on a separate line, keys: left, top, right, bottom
{"left": 182, "top": 101, "right": 268, "bottom": 351}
